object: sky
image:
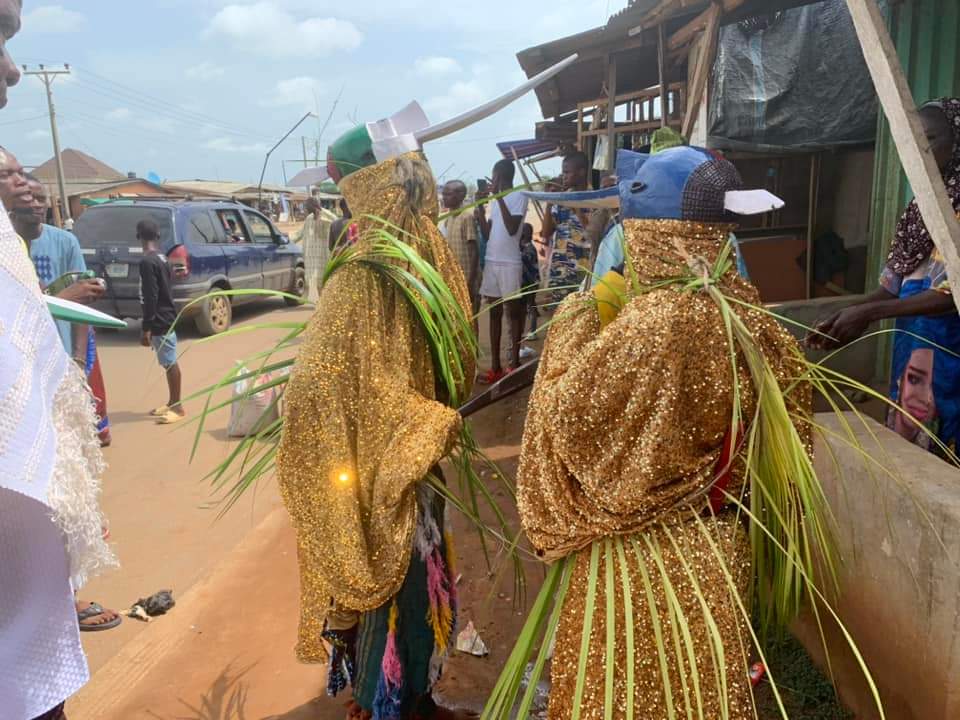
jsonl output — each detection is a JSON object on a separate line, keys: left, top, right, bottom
{"left": 4, "top": 0, "right": 629, "bottom": 188}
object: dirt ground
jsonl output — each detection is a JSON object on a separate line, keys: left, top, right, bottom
{"left": 65, "top": 289, "right": 845, "bottom": 720}
{"left": 67, "top": 299, "right": 541, "bottom": 719}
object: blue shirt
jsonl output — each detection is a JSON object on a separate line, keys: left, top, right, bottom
{"left": 591, "top": 224, "right": 750, "bottom": 286}
{"left": 29, "top": 224, "right": 87, "bottom": 353}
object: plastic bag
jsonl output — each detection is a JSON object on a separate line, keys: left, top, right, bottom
{"left": 227, "top": 363, "right": 279, "bottom": 438}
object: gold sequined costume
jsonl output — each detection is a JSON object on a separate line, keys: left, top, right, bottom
{"left": 277, "top": 151, "right": 474, "bottom": 662}
{"left": 517, "top": 220, "right": 810, "bottom": 719}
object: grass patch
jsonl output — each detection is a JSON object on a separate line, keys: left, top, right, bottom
{"left": 757, "top": 633, "right": 853, "bottom": 720}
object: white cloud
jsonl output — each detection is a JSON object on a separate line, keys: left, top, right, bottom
{"left": 264, "top": 76, "right": 323, "bottom": 109}
{"left": 23, "top": 5, "right": 87, "bottom": 34}
{"left": 186, "top": 61, "right": 226, "bottom": 80}
{"left": 424, "top": 80, "right": 485, "bottom": 119}
{"left": 105, "top": 108, "right": 132, "bottom": 122}
{"left": 208, "top": 2, "right": 362, "bottom": 58}
{"left": 26, "top": 128, "right": 50, "bottom": 141}
{"left": 414, "top": 56, "right": 461, "bottom": 77}
{"left": 204, "top": 137, "right": 269, "bottom": 154}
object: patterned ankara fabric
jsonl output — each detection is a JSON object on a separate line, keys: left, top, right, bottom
{"left": 0, "top": 206, "right": 114, "bottom": 719}
{"left": 879, "top": 99, "right": 960, "bottom": 458}
{"left": 886, "top": 98, "right": 960, "bottom": 276}
{"left": 547, "top": 204, "right": 590, "bottom": 304}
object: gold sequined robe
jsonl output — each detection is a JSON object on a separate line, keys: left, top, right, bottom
{"left": 517, "top": 220, "right": 810, "bottom": 719}
{"left": 277, "top": 152, "right": 475, "bottom": 662}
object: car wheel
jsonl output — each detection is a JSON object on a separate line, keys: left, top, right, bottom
{"left": 285, "top": 266, "right": 306, "bottom": 307}
{"left": 195, "top": 291, "right": 232, "bottom": 336}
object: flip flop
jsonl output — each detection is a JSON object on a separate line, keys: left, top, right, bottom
{"left": 78, "top": 602, "right": 122, "bottom": 632}
{"left": 156, "top": 410, "right": 185, "bottom": 425}
{"left": 477, "top": 368, "right": 509, "bottom": 385}
{"left": 149, "top": 405, "right": 169, "bottom": 417}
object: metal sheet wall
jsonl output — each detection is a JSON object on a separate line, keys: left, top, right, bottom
{"left": 866, "top": 0, "right": 960, "bottom": 383}
{"left": 867, "top": 0, "right": 960, "bottom": 283}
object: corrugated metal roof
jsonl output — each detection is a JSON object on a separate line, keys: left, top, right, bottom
{"left": 40, "top": 177, "right": 174, "bottom": 201}
{"left": 162, "top": 180, "right": 296, "bottom": 196}
{"left": 496, "top": 138, "right": 559, "bottom": 160}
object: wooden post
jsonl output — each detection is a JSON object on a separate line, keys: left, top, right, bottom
{"left": 845, "top": 0, "right": 960, "bottom": 316}
{"left": 658, "top": 23, "right": 668, "bottom": 127}
{"left": 605, "top": 55, "right": 618, "bottom": 170}
{"left": 805, "top": 153, "right": 821, "bottom": 299}
{"left": 512, "top": 147, "right": 545, "bottom": 223}
{"left": 681, "top": 3, "right": 720, "bottom": 139}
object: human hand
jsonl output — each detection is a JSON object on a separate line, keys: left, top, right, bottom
{"left": 806, "top": 306, "right": 870, "bottom": 350}
{"left": 140, "top": 330, "right": 152, "bottom": 348}
{"left": 57, "top": 278, "right": 105, "bottom": 305}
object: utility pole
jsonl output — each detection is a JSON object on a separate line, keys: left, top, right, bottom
{"left": 23, "top": 64, "right": 71, "bottom": 221}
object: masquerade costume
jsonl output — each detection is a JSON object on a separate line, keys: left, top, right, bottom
{"left": 275, "top": 57, "right": 576, "bottom": 719}
{"left": 485, "top": 148, "right": 866, "bottom": 719}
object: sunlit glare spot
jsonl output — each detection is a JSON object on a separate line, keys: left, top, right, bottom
{"left": 336, "top": 470, "right": 351, "bottom": 485}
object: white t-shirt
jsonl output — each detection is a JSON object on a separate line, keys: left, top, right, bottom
{"left": 484, "top": 191, "right": 528, "bottom": 265}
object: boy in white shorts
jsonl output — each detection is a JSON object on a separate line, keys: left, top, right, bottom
{"left": 475, "top": 159, "right": 529, "bottom": 384}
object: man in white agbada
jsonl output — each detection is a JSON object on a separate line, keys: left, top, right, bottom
{"left": 0, "top": 2, "right": 115, "bottom": 718}
{"left": 295, "top": 197, "right": 336, "bottom": 302}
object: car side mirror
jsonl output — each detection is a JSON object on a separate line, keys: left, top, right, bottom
{"left": 276, "top": 234, "right": 290, "bottom": 245}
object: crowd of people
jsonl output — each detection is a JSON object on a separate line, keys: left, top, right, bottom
{"left": 5, "top": 0, "right": 960, "bottom": 714}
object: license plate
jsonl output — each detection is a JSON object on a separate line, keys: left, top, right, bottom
{"left": 105, "top": 263, "right": 128, "bottom": 278}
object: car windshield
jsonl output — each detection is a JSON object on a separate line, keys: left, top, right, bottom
{"left": 74, "top": 205, "right": 175, "bottom": 251}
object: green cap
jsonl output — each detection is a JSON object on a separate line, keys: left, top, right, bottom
{"left": 327, "top": 125, "right": 376, "bottom": 183}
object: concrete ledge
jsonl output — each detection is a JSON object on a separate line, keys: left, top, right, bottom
{"left": 797, "top": 413, "right": 960, "bottom": 720}
{"left": 771, "top": 295, "right": 884, "bottom": 387}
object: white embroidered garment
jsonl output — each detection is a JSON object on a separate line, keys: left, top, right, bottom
{"left": 0, "top": 207, "right": 115, "bottom": 718}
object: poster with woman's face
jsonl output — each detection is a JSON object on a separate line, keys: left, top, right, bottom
{"left": 889, "top": 347, "right": 938, "bottom": 447}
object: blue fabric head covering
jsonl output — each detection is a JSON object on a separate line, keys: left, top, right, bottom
{"left": 616, "top": 146, "right": 744, "bottom": 222}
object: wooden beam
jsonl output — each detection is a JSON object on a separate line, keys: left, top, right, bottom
{"left": 845, "top": 0, "right": 960, "bottom": 317}
{"left": 669, "top": 0, "right": 745, "bottom": 51}
{"left": 658, "top": 23, "right": 668, "bottom": 127}
{"left": 512, "top": 147, "right": 545, "bottom": 223}
{"left": 681, "top": 3, "right": 720, "bottom": 139}
{"left": 805, "top": 153, "right": 821, "bottom": 299}
{"left": 630, "top": 0, "right": 707, "bottom": 36}
{"left": 605, "top": 54, "right": 618, "bottom": 170}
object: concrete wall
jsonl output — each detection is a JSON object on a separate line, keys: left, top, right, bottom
{"left": 795, "top": 413, "right": 960, "bottom": 720}
{"left": 771, "top": 294, "right": 885, "bottom": 388}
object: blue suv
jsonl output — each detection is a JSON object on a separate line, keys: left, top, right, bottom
{"left": 74, "top": 199, "right": 305, "bottom": 335}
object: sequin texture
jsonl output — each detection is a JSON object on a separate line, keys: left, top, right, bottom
{"left": 276, "top": 151, "right": 475, "bottom": 663}
{"left": 516, "top": 219, "right": 811, "bottom": 718}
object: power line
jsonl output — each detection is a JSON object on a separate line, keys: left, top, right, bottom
{"left": 72, "top": 65, "right": 268, "bottom": 138}
{"left": 17, "top": 56, "right": 271, "bottom": 140}
{"left": 69, "top": 77, "right": 269, "bottom": 141}
{"left": 0, "top": 113, "right": 47, "bottom": 126}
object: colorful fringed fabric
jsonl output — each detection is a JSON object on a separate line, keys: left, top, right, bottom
{"left": 349, "top": 484, "right": 456, "bottom": 719}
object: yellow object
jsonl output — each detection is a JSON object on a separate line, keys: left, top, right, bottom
{"left": 591, "top": 270, "right": 627, "bottom": 329}
{"left": 276, "top": 152, "right": 475, "bottom": 662}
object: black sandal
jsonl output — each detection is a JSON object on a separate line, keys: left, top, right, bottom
{"left": 77, "top": 602, "right": 122, "bottom": 632}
